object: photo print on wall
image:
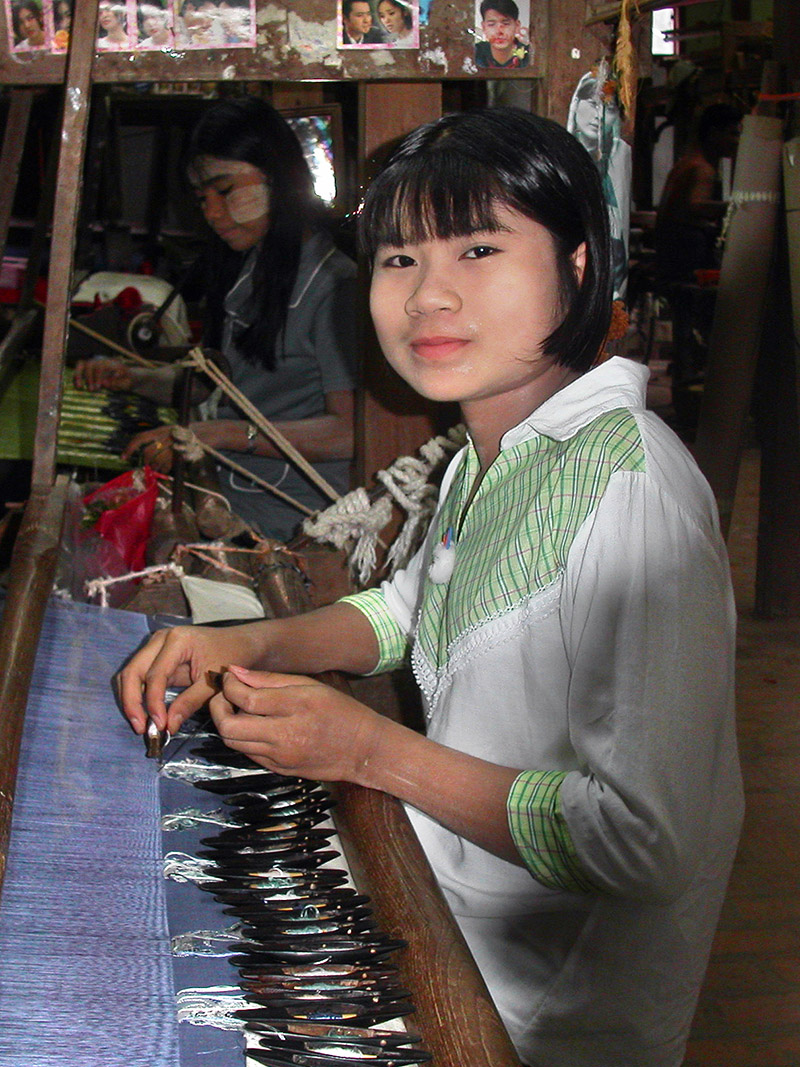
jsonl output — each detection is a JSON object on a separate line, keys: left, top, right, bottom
{"left": 474, "top": 0, "right": 530, "bottom": 69}
{"left": 339, "top": 0, "right": 419, "bottom": 50}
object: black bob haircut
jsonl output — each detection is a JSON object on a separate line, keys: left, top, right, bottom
{"left": 359, "top": 107, "right": 613, "bottom": 374}
{"left": 479, "top": 0, "right": 519, "bottom": 20}
{"left": 187, "top": 96, "right": 322, "bottom": 369}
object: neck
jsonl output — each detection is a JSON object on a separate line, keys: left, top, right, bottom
{"left": 462, "top": 362, "right": 580, "bottom": 471}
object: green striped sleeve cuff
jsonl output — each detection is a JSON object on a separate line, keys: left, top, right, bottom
{"left": 338, "top": 589, "right": 410, "bottom": 674}
{"left": 508, "top": 770, "right": 595, "bottom": 893}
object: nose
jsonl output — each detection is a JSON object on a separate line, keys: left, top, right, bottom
{"left": 405, "top": 264, "right": 461, "bottom": 316}
{"left": 202, "top": 190, "right": 226, "bottom": 224}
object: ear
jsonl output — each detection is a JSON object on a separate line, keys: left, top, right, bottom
{"left": 571, "top": 241, "right": 587, "bottom": 285}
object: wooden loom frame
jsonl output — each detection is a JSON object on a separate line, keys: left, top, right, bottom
{"left": 0, "top": 0, "right": 603, "bottom": 1062}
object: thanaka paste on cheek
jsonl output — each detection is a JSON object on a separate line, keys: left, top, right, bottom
{"left": 226, "top": 183, "right": 270, "bottom": 224}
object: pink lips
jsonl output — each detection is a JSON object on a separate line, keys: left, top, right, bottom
{"left": 410, "top": 336, "right": 469, "bottom": 360}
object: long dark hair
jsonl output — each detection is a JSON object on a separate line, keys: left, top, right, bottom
{"left": 359, "top": 107, "right": 612, "bottom": 373}
{"left": 188, "top": 96, "right": 323, "bottom": 369}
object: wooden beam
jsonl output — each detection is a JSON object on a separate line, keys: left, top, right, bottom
{"left": 0, "top": 478, "right": 69, "bottom": 899}
{"left": 31, "top": 0, "right": 99, "bottom": 488}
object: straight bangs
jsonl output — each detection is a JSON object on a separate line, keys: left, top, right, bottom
{"left": 360, "top": 155, "right": 513, "bottom": 260}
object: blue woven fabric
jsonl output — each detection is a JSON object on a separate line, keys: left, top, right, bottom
{"left": 0, "top": 600, "right": 180, "bottom": 1067}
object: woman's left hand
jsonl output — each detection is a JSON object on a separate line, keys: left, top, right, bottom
{"left": 210, "top": 665, "right": 385, "bottom": 783}
{"left": 122, "top": 426, "right": 175, "bottom": 473}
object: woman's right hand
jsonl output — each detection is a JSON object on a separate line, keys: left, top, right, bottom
{"left": 117, "top": 623, "right": 263, "bottom": 737}
{"left": 73, "top": 357, "right": 133, "bottom": 393}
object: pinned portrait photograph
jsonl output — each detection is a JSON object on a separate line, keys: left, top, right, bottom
{"left": 474, "top": 0, "right": 530, "bottom": 69}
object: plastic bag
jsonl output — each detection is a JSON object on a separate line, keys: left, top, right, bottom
{"left": 82, "top": 467, "right": 159, "bottom": 572}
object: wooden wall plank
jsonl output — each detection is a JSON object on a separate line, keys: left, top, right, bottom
{"left": 0, "top": 89, "right": 34, "bottom": 265}
{"left": 356, "top": 82, "right": 443, "bottom": 487}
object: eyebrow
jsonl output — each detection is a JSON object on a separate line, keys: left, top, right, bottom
{"left": 190, "top": 172, "right": 237, "bottom": 189}
{"left": 375, "top": 221, "right": 515, "bottom": 248}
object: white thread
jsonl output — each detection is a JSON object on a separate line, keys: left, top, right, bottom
{"left": 160, "top": 757, "right": 266, "bottom": 782}
{"left": 175, "top": 986, "right": 247, "bottom": 1029}
{"left": 171, "top": 924, "right": 242, "bottom": 956}
{"left": 163, "top": 851, "right": 217, "bottom": 884}
{"left": 161, "top": 807, "right": 235, "bottom": 831}
{"left": 84, "top": 562, "right": 184, "bottom": 608}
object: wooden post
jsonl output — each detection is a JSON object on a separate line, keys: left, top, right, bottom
{"left": 692, "top": 112, "right": 784, "bottom": 537}
{"left": 0, "top": 89, "right": 34, "bottom": 265}
{"left": 355, "top": 82, "right": 444, "bottom": 487}
{"left": 754, "top": 212, "right": 800, "bottom": 618}
{"left": 31, "top": 0, "right": 99, "bottom": 489}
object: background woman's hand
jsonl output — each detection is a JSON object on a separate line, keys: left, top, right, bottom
{"left": 73, "top": 357, "right": 133, "bottom": 393}
{"left": 210, "top": 665, "right": 386, "bottom": 784}
{"left": 122, "top": 426, "right": 175, "bottom": 473}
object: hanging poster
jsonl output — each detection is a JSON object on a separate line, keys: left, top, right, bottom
{"left": 68, "top": 0, "right": 258, "bottom": 52}
{"left": 51, "top": 0, "right": 70, "bottom": 49}
{"left": 567, "top": 63, "right": 632, "bottom": 300}
{"left": 6, "top": 0, "right": 49, "bottom": 52}
{"left": 338, "top": 0, "right": 419, "bottom": 50}
{"left": 173, "top": 0, "right": 255, "bottom": 48}
{"left": 96, "top": 0, "right": 133, "bottom": 49}
{"left": 134, "top": 0, "right": 174, "bottom": 48}
{"left": 473, "top": 0, "right": 530, "bottom": 70}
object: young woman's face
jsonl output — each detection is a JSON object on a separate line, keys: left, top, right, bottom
{"left": 378, "top": 0, "right": 404, "bottom": 34}
{"left": 190, "top": 157, "right": 271, "bottom": 252}
{"left": 370, "top": 204, "right": 581, "bottom": 422}
{"left": 143, "top": 10, "right": 168, "bottom": 36}
{"left": 19, "top": 5, "right": 44, "bottom": 40}
{"left": 99, "top": 2, "right": 122, "bottom": 28}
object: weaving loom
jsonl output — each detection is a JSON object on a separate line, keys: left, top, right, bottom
{"left": 0, "top": 598, "right": 520, "bottom": 1066}
{"left": 56, "top": 373, "right": 177, "bottom": 471}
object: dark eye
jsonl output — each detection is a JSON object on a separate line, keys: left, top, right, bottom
{"left": 379, "top": 252, "right": 416, "bottom": 268}
{"left": 461, "top": 244, "right": 499, "bottom": 260}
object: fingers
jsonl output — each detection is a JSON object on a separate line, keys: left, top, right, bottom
{"left": 164, "top": 677, "right": 219, "bottom": 736}
{"left": 209, "top": 669, "right": 383, "bottom": 784}
{"left": 117, "top": 626, "right": 194, "bottom": 734}
{"left": 73, "top": 357, "right": 131, "bottom": 392}
{"left": 121, "top": 428, "right": 174, "bottom": 472}
{"left": 117, "top": 629, "right": 170, "bottom": 734}
{"left": 217, "top": 668, "right": 314, "bottom": 721}
{"left": 226, "top": 664, "right": 311, "bottom": 692}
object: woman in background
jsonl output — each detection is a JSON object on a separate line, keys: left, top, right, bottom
{"left": 75, "top": 97, "right": 357, "bottom": 543}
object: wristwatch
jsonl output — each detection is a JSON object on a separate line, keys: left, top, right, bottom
{"left": 245, "top": 424, "right": 258, "bottom": 453}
